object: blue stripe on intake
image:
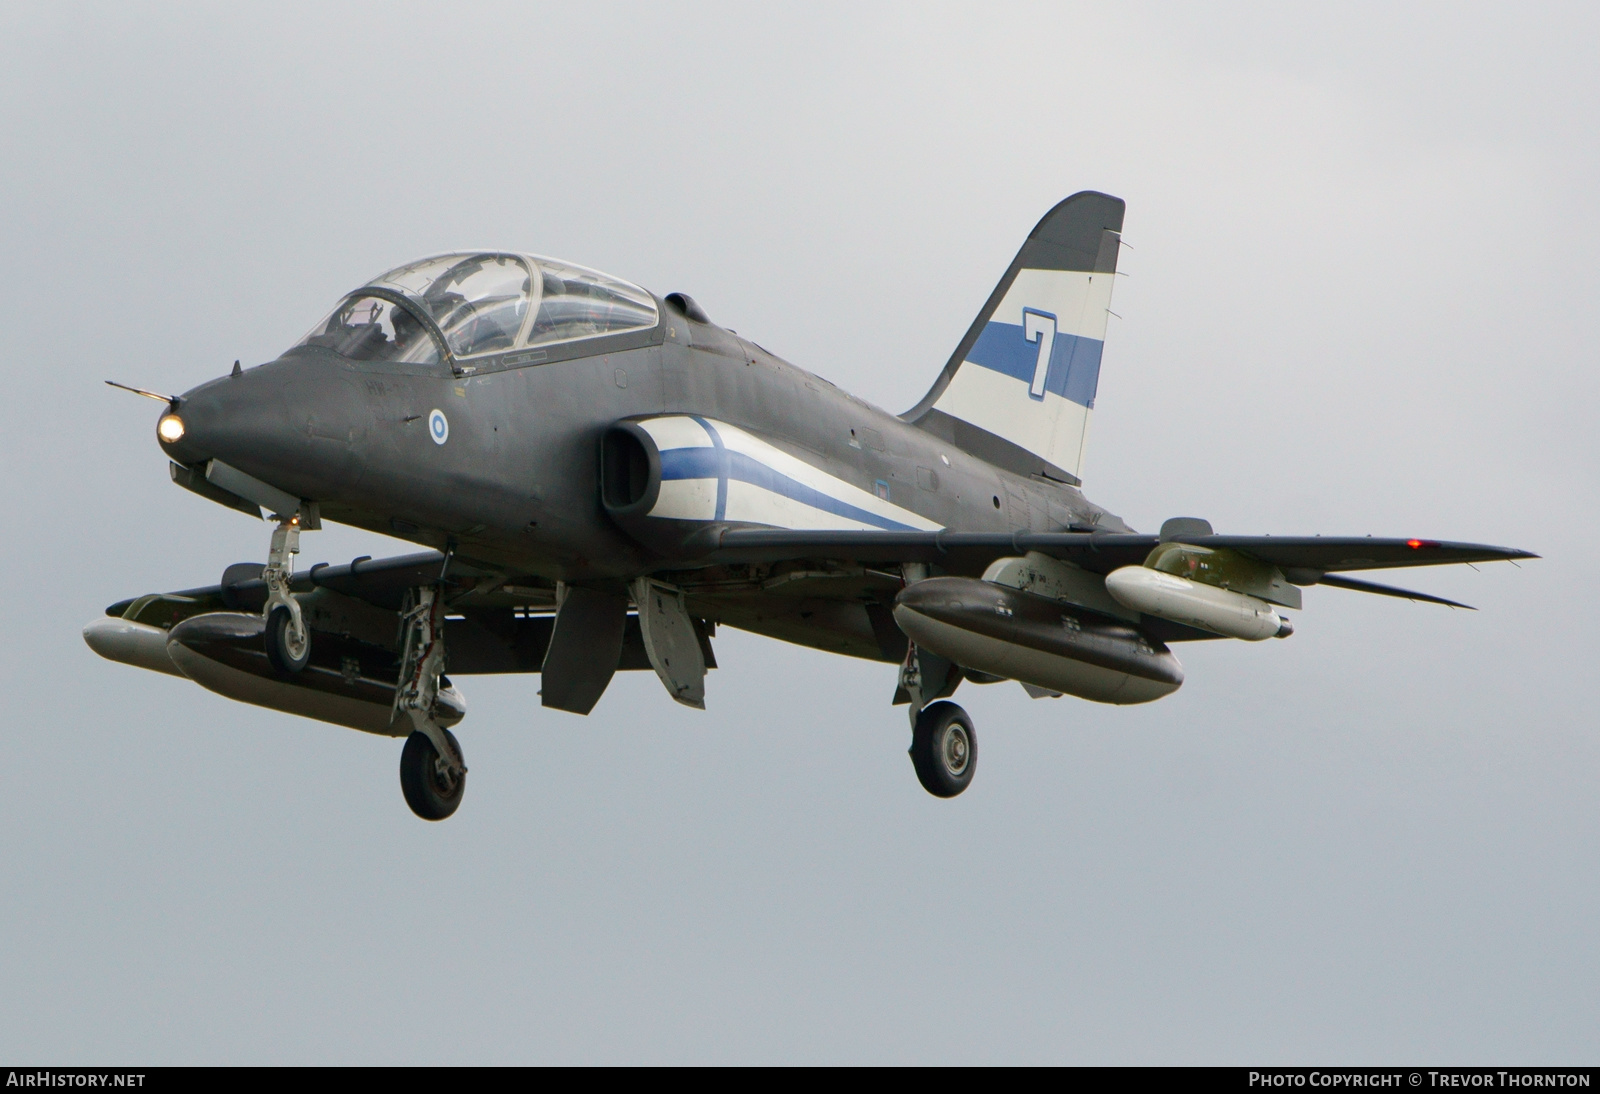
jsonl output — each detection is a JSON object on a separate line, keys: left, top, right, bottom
{"left": 966, "top": 320, "right": 1103, "bottom": 408}
{"left": 657, "top": 446, "right": 921, "bottom": 531}
{"left": 689, "top": 415, "right": 728, "bottom": 521}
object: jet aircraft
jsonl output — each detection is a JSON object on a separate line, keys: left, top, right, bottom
{"left": 86, "top": 192, "right": 1535, "bottom": 819}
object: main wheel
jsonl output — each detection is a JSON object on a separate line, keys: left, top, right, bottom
{"left": 264, "top": 605, "right": 310, "bottom": 673}
{"left": 909, "top": 701, "right": 976, "bottom": 798}
{"left": 400, "top": 729, "right": 466, "bottom": 820}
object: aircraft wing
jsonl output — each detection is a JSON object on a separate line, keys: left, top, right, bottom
{"left": 103, "top": 532, "right": 1533, "bottom": 622}
{"left": 99, "top": 531, "right": 1532, "bottom": 650}
{"left": 1172, "top": 535, "right": 1538, "bottom": 574}
{"left": 696, "top": 529, "right": 1536, "bottom": 577}
{"left": 97, "top": 552, "right": 624, "bottom": 679}
{"left": 693, "top": 530, "right": 1142, "bottom": 571}
{"left": 105, "top": 550, "right": 481, "bottom": 618}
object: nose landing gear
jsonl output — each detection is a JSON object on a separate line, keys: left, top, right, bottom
{"left": 261, "top": 513, "right": 311, "bottom": 672}
{"left": 393, "top": 584, "right": 467, "bottom": 820}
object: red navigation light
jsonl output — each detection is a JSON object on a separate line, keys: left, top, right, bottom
{"left": 1406, "top": 538, "right": 1438, "bottom": 549}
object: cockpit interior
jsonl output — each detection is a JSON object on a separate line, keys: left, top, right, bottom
{"left": 293, "top": 252, "right": 659, "bottom": 365}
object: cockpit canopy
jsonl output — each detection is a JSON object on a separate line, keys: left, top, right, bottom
{"left": 293, "top": 252, "right": 658, "bottom": 364}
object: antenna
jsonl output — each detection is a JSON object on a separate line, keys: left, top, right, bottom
{"left": 105, "top": 380, "right": 178, "bottom": 408}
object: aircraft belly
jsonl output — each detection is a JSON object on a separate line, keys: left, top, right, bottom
{"left": 688, "top": 591, "right": 885, "bottom": 662}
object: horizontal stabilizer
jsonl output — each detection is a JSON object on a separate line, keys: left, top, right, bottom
{"left": 1317, "top": 574, "right": 1474, "bottom": 609}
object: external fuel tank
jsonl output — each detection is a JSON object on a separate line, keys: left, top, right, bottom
{"left": 893, "top": 577, "right": 1183, "bottom": 705}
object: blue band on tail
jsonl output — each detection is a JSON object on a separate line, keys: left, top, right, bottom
{"left": 966, "top": 321, "right": 1103, "bottom": 408}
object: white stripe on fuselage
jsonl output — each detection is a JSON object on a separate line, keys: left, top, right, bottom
{"left": 636, "top": 416, "right": 941, "bottom": 531}
{"left": 722, "top": 479, "right": 917, "bottom": 531}
{"left": 651, "top": 477, "right": 721, "bottom": 521}
{"left": 639, "top": 415, "right": 714, "bottom": 451}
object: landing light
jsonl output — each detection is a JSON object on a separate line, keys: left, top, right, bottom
{"left": 158, "top": 414, "right": 185, "bottom": 443}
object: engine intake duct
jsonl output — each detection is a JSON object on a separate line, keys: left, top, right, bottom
{"left": 601, "top": 422, "right": 658, "bottom": 514}
{"left": 598, "top": 420, "right": 712, "bottom": 557}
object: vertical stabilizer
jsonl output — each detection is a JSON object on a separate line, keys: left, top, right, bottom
{"left": 905, "top": 192, "right": 1124, "bottom": 486}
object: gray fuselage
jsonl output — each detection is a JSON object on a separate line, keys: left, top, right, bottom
{"left": 159, "top": 297, "right": 1131, "bottom": 661}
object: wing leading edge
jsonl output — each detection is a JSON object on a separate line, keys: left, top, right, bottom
{"left": 693, "top": 528, "right": 1536, "bottom": 576}
{"left": 102, "top": 534, "right": 1534, "bottom": 622}
{"left": 104, "top": 550, "right": 465, "bottom": 618}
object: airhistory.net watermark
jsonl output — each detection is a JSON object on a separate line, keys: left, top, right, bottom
{"left": 5, "top": 1074, "right": 145, "bottom": 1088}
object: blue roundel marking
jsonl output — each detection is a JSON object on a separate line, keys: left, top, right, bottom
{"left": 428, "top": 409, "right": 449, "bottom": 445}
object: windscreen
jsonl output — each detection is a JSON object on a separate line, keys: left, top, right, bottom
{"left": 369, "top": 253, "right": 533, "bottom": 358}
{"left": 292, "top": 295, "right": 442, "bottom": 364}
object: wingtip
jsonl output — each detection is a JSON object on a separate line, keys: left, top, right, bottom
{"left": 1479, "top": 544, "right": 1539, "bottom": 561}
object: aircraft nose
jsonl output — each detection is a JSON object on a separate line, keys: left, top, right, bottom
{"left": 157, "top": 364, "right": 366, "bottom": 503}
{"left": 158, "top": 366, "right": 290, "bottom": 467}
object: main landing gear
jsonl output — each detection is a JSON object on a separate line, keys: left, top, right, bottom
{"left": 252, "top": 503, "right": 466, "bottom": 821}
{"left": 909, "top": 701, "right": 976, "bottom": 798}
{"left": 394, "top": 584, "right": 467, "bottom": 820}
{"left": 900, "top": 640, "right": 977, "bottom": 798}
{"left": 399, "top": 724, "right": 465, "bottom": 820}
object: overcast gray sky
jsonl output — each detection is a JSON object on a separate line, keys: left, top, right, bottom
{"left": 1, "top": 1, "right": 1595, "bottom": 1064}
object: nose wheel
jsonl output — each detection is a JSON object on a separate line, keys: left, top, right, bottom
{"left": 909, "top": 700, "right": 977, "bottom": 798}
{"left": 264, "top": 604, "right": 310, "bottom": 672}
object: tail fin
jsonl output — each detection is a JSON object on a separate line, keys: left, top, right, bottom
{"left": 905, "top": 192, "right": 1124, "bottom": 486}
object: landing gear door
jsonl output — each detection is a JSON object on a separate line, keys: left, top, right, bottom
{"left": 631, "top": 578, "right": 707, "bottom": 710}
{"left": 540, "top": 586, "right": 627, "bottom": 714}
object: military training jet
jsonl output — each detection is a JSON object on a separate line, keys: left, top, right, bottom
{"left": 86, "top": 192, "right": 1535, "bottom": 820}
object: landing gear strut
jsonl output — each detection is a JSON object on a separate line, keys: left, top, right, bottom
{"left": 394, "top": 584, "right": 467, "bottom": 820}
{"left": 900, "top": 640, "right": 977, "bottom": 798}
{"left": 261, "top": 514, "right": 310, "bottom": 672}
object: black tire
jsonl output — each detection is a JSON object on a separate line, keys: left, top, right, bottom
{"left": 264, "top": 605, "right": 310, "bottom": 673}
{"left": 400, "top": 729, "right": 466, "bottom": 821}
{"left": 909, "top": 701, "right": 976, "bottom": 798}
